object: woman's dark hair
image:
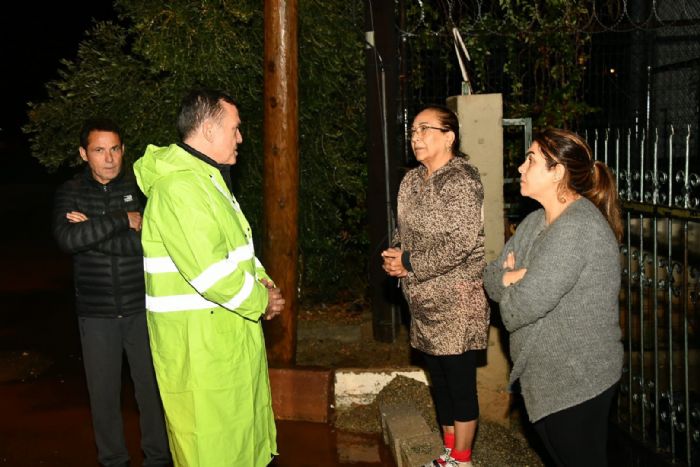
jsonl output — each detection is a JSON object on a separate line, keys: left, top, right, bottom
{"left": 176, "top": 88, "right": 238, "bottom": 140}
{"left": 419, "top": 104, "right": 467, "bottom": 158}
{"left": 534, "top": 128, "right": 623, "bottom": 241}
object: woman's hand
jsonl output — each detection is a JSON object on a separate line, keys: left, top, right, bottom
{"left": 502, "top": 251, "right": 526, "bottom": 286}
{"left": 381, "top": 247, "right": 408, "bottom": 278}
{"left": 503, "top": 251, "right": 515, "bottom": 269}
{"left": 503, "top": 268, "right": 527, "bottom": 286}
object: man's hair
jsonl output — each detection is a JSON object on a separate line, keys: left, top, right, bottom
{"left": 176, "top": 88, "right": 238, "bottom": 140}
{"left": 79, "top": 118, "right": 123, "bottom": 149}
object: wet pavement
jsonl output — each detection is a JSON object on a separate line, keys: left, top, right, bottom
{"left": 0, "top": 184, "right": 393, "bottom": 467}
{"left": 0, "top": 348, "right": 392, "bottom": 466}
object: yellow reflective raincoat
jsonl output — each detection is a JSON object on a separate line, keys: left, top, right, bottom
{"left": 134, "top": 143, "right": 277, "bottom": 467}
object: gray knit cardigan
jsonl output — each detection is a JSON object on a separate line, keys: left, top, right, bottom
{"left": 483, "top": 197, "right": 623, "bottom": 422}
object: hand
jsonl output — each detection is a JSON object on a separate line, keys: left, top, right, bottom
{"left": 503, "top": 268, "right": 527, "bottom": 287}
{"left": 259, "top": 278, "right": 275, "bottom": 289}
{"left": 381, "top": 247, "right": 408, "bottom": 278}
{"left": 264, "top": 286, "right": 285, "bottom": 320}
{"left": 127, "top": 211, "right": 142, "bottom": 231}
{"left": 66, "top": 211, "right": 88, "bottom": 223}
{"left": 503, "top": 251, "right": 516, "bottom": 270}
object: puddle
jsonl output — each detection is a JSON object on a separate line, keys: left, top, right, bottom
{"left": 274, "top": 420, "right": 394, "bottom": 466}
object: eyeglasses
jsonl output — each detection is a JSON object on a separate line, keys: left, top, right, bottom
{"left": 409, "top": 125, "right": 448, "bottom": 138}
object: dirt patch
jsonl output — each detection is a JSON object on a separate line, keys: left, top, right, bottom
{"left": 296, "top": 303, "right": 415, "bottom": 368}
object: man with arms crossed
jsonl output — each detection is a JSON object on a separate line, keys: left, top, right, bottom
{"left": 53, "top": 118, "right": 171, "bottom": 467}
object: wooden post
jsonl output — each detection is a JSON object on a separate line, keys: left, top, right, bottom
{"left": 263, "top": 0, "right": 299, "bottom": 366}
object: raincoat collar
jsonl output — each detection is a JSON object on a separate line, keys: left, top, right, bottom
{"left": 177, "top": 142, "right": 233, "bottom": 192}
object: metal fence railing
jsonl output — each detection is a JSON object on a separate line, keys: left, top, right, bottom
{"left": 585, "top": 125, "right": 700, "bottom": 466}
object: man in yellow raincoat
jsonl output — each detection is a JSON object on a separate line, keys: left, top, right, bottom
{"left": 133, "top": 89, "right": 285, "bottom": 466}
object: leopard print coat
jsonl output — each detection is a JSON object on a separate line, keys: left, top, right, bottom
{"left": 396, "top": 156, "right": 490, "bottom": 355}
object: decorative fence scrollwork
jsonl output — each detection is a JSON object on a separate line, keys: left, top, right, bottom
{"left": 586, "top": 125, "right": 699, "bottom": 466}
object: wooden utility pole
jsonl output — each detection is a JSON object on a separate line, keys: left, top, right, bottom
{"left": 262, "top": 0, "right": 299, "bottom": 366}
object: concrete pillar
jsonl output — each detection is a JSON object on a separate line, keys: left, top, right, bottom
{"left": 447, "top": 94, "right": 511, "bottom": 426}
{"left": 447, "top": 94, "right": 504, "bottom": 263}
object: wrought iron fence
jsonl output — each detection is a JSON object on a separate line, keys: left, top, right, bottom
{"left": 586, "top": 125, "right": 700, "bottom": 466}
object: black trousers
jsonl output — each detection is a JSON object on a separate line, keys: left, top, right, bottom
{"left": 533, "top": 384, "right": 617, "bottom": 467}
{"left": 79, "top": 313, "right": 171, "bottom": 467}
{"left": 422, "top": 350, "right": 479, "bottom": 425}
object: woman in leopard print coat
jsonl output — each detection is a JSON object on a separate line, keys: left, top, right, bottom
{"left": 382, "top": 105, "right": 489, "bottom": 467}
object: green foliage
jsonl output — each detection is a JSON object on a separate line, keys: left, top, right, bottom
{"left": 406, "top": 0, "right": 595, "bottom": 129}
{"left": 489, "top": 0, "right": 594, "bottom": 128}
{"left": 296, "top": 0, "right": 368, "bottom": 299}
{"left": 25, "top": 22, "right": 174, "bottom": 171}
{"left": 25, "top": 1, "right": 595, "bottom": 301}
{"left": 24, "top": 0, "right": 366, "bottom": 302}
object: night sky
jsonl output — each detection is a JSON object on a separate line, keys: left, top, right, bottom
{"left": 0, "top": 1, "right": 115, "bottom": 179}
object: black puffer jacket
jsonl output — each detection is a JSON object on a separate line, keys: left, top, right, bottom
{"left": 52, "top": 167, "right": 145, "bottom": 318}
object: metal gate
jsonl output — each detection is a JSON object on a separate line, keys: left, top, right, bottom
{"left": 586, "top": 126, "right": 700, "bottom": 466}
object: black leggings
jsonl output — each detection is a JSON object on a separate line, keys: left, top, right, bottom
{"left": 422, "top": 350, "right": 479, "bottom": 425}
{"left": 533, "top": 384, "right": 617, "bottom": 467}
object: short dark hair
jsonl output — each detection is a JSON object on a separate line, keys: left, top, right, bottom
{"left": 176, "top": 88, "right": 238, "bottom": 140}
{"left": 79, "top": 118, "right": 122, "bottom": 149}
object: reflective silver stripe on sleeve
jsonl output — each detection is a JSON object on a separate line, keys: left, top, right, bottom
{"left": 145, "top": 272, "right": 257, "bottom": 314}
{"left": 143, "top": 256, "right": 179, "bottom": 274}
{"left": 222, "top": 272, "right": 255, "bottom": 311}
{"left": 146, "top": 293, "right": 217, "bottom": 313}
{"left": 190, "top": 243, "right": 254, "bottom": 293}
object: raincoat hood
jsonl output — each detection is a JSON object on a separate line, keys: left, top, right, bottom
{"left": 134, "top": 144, "right": 219, "bottom": 198}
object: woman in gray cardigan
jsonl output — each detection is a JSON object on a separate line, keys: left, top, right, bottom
{"left": 382, "top": 105, "right": 489, "bottom": 467}
{"left": 483, "top": 129, "right": 624, "bottom": 467}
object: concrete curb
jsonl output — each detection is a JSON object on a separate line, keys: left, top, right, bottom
{"left": 334, "top": 368, "right": 440, "bottom": 467}
{"left": 379, "top": 400, "right": 442, "bottom": 467}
